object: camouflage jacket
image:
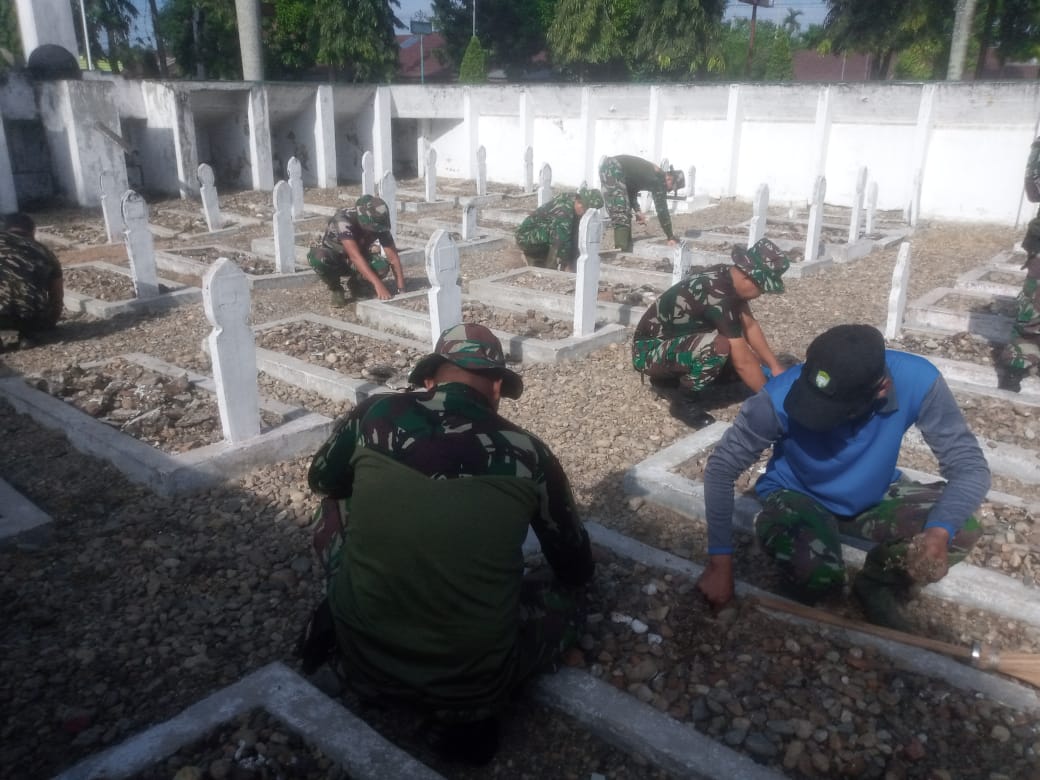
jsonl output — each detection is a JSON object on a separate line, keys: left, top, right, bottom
{"left": 634, "top": 265, "right": 744, "bottom": 341}
{"left": 0, "top": 231, "right": 62, "bottom": 328}
{"left": 515, "top": 193, "right": 580, "bottom": 249}
{"left": 318, "top": 207, "right": 396, "bottom": 257}
{"left": 613, "top": 155, "right": 674, "bottom": 240}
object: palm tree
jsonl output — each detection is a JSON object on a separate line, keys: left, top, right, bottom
{"left": 782, "top": 8, "right": 803, "bottom": 35}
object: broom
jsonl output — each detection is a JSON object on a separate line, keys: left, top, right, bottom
{"left": 751, "top": 592, "right": 1040, "bottom": 689}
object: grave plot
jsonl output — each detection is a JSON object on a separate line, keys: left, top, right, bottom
{"left": 153, "top": 244, "right": 319, "bottom": 292}
{"left": 903, "top": 287, "right": 1018, "bottom": 343}
{"left": 252, "top": 314, "right": 428, "bottom": 404}
{"left": 61, "top": 261, "right": 201, "bottom": 319}
{"left": 0, "top": 352, "right": 330, "bottom": 496}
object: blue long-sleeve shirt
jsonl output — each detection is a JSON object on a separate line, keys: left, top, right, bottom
{"left": 703, "top": 351, "right": 991, "bottom": 554}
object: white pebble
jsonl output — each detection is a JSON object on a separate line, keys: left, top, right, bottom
{"left": 630, "top": 619, "right": 649, "bottom": 634}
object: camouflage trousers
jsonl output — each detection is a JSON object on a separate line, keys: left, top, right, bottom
{"left": 514, "top": 222, "right": 574, "bottom": 270}
{"left": 598, "top": 157, "right": 633, "bottom": 229}
{"left": 997, "top": 276, "right": 1040, "bottom": 377}
{"left": 307, "top": 246, "right": 390, "bottom": 292}
{"left": 632, "top": 331, "right": 728, "bottom": 392}
{"left": 755, "top": 479, "right": 982, "bottom": 594}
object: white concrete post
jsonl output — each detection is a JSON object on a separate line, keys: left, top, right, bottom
{"left": 461, "top": 203, "right": 477, "bottom": 241}
{"left": 748, "top": 183, "right": 769, "bottom": 246}
{"left": 907, "top": 84, "right": 936, "bottom": 226}
{"left": 463, "top": 89, "right": 479, "bottom": 179}
{"left": 121, "top": 191, "right": 160, "bottom": 299}
{"left": 417, "top": 135, "right": 428, "bottom": 178}
{"left": 866, "top": 181, "right": 878, "bottom": 235}
{"left": 361, "top": 151, "right": 375, "bottom": 197}
{"left": 685, "top": 165, "right": 697, "bottom": 206}
{"left": 314, "top": 85, "right": 336, "bottom": 189}
{"left": 99, "top": 171, "right": 125, "bottom": 243}
{"left": 372, "top": 88, "right": 393, "bottom": 188}
{"left": 672, "top": 240, "right": 692, "bottom": 286}
{"left": 849, "top": 166, "right": 867, "bottom": 243}
{"left": 537, "top": 163, "right": 552, "bottom": 207}
{"left": 379, "top": 172, "right": 398, "bottom": 236}
{"left": 573, "top": 209, "right": 603, "bottom": 338}
{"left": 234, "top": 0, "right": 264, "bottom": 81}
{"left": 425, "top": 230, "right": 462, "bottom": 348}
{"left": 0, "top": 120, "right": 17, "bottom": 215}
{"left": 804, "top": 176, "right": 826, "bottom": 264}
{"left": 13, "top": 0, "right": 78, "bottom": 61}
{"left": 273, "top": 181, "right": 296, "bottom": 275}
{"left": 724, "top": 84, "right": 744, "bottom": 198}
{"left": 425, "top": 147, "right": 437, "bottom": 203}
{"left": 287, "top": 157, "right": 304, "bottom": 221}
{"left": 810, "top": 87, "right": 833, "bottom": 199}
{"left": 884, "top": 242, "right": 912, "bottom": 339}
{"left": 247, "top": 87, "right": 274, "bottom": 191}
{"left": 580, "top": 87, "right": 596, "bottom": 192}
{"left": 198, "top": 164, "right": 224, "bottom": 232}
{"left": 649, "top": 87, "right": 664, "bottom": 167}
{"left": 203, "top": 258, "right": 261, "bottom": 444}
{"left": 522, "top": 147, "right": 534, "bottom": 194}
{"left": 476, "top": 146, "right": 487, "bottom": 197}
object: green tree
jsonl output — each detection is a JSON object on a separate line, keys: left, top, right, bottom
{"left": 264, "top": 0, "right": 318, "bottom": 79}
{"left": 630, "top": 0, "right": 727, "bottom": 79}
{"left": 764, "top": 27, "right": 794, "bottom": 79}
{"left": 312, "top": 0, "right": 401, "bottom": 82}
{"left": 547, "top": 0, "right": 635, "bottom": 81}
{"left": 782, "top": 8, "right": 803, "bottom": 35}
{"left": 433, "top": 0, "right": 550, "bottom": 79}
{"left": 73, "top": 0, "right": 139, "bottom": 73}
{"left": 458, "top": 35, "right": 487, "bottom": 82}
{"left": 0, "top": 0, "right": 22, "bottom": 71}
{"left": 159, "top": 0, "right": 242, "bottom": 79}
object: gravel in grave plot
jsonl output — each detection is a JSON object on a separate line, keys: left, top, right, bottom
{"left": 392, "top": 297, "right": 581, "bottom": 341}
{"left": 980, "top": 270, "right": 1028, "bottom": 286}
{"left": 130, "top": 709, "right": 349, "bottom": 780}
{"left": 502, "top": 269, "right": 660, "bottom": 308}
{"left": 63, "top": 266, "right": 172, "bottom": 301}
{"left": 575, "top": 550, "right": 1040, "bottom": 780}
{"left": 254, "top": 321, "right": 425, "bottom": 384}
{"left": 929, "top": 293, "right": 1018, "bottom": 318}
{"left": 26, "top": 358, "right": 284, "bottom": 454}
{"left": 168, "top": 245, "right": 276, "bottom": 275}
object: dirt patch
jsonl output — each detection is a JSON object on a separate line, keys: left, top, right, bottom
{"left": 63, "top": 266, "right": 172, "bottom": 301}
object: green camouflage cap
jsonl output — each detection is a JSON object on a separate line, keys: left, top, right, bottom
{"left": 667, "top": 168, "right": 685, "bottom": 194}
{"left": 731, "top": 238, "right": 791, "bottom": 294}
{"left": 408, "top": 323, "right": 523, "bottom": 398}
{"left": 577, "top": 187, "right": 604, "bottom": 209}
{"left": 355, "top": 194, "right": 392, "bottom": 233}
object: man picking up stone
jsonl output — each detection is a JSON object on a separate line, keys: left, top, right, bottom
{"left": 307, "top": 194, "right": 406, "bottom": 306}
{"left": 514, "top": 187, "right": 604, "bottom": 272}
{"left": 697, "top": 324, "right": 991, "bottom": 631}
{"left": 299, "top": 323, "right": 594, "bottom": 765}
{"left": 598, "top": 154, "right": 684, "bottom": 251}
{"left": 632, "top": 238, "right": 792, "bottom": 429}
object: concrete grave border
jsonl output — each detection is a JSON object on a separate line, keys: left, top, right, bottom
{"left": 0, "top": 477, "right": 52, "bottom": 547}
{"left": 0, "top": 353, "right": 331, "bottom": 497}
{"left": 62, "top": 261, "right": 201, "bottom": 319}
{"left": 903, "top": 286, "right": 1015, "bottom": 343}
{"left": 155, "top": 245, "right": 318, "bottom": 291}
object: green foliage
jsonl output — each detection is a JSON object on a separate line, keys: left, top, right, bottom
{"left": 0, "top": 0, "right": 22, "bottom": 71}
{"left": 264, "top": 0, "right": 317, "bottom": 78}
{"left": 630, "top": 0, "right": 727, "bottom": 78}
{"left": 433, "top": 0, "right": 550, "bottom": 79}
{"left": 73, "top": 0, "right": 139, "bottom": 74}
{"left": 311, "top": 0, "right": 402, "bottom": 82}
{"left": 458, "top": 35, "right": 487, "bottom": 82}
{"left": 547, "top": 0, "right": 634, "bottom": 80}
{"left": 159, "top": 0, "right": 242, "bottom": 79}
{"left": 764, "top": 28, "right": 794, "bottom": 80}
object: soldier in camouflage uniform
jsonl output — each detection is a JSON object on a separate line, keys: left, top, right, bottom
{"left": 632, "top": 238, "right": 791, "bottom": 428}
{"left": 307, "top": 195, "right": 406, "bottom": 307}
{"left": 300, "top": 323, "right": 594, "bottom": 765}
{"left": 598, "top": 155, "right": 684, "bottom": 252}
{"left": 514, "top": 188, "right": 604, "bottom": 272}
{"left": 0, "top": 213, "right": 63, "bottom": 348}
{"left": 699, "top": 325, "right": 990, "bottom": 632}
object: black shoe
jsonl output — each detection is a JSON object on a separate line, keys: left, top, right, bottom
{"left": 296, "top": 598, "right": 339, "bottom": 675}
{"left": 998, "top": 370, "right": 1025, "bottom": 393}
{"left": 428, "top": 717, "right": 500, "bottom": 766}
{"left": 851, "top": 571, "right": 912, "bottom": 632}
{"left": 669, "top": 395, "right": 715, "bottom": 430}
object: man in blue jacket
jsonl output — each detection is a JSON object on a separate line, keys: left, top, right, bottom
{"left": 697, "top": 324, "right": 991, "bottom": 630}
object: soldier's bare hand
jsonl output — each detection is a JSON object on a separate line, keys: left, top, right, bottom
{"left": 905, "top": 527, "right": 950, "bottom": 583}
{"left": 696, "top": 554, "right": 735, "bottom": 610}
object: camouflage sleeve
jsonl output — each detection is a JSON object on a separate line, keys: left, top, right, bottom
{"left": 307, "top": 398, "right": 378, "bottom": 497}
{"left": 652, "top": 188, "right": 675, "bottom": 241}
{"left": 531, "top": 444, "right": 594, "bottom": 587}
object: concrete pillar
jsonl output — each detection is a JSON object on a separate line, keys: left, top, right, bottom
{"left": 234, "top": 0, "right": 264, "bottom": 81}
{"left": 724, "top": 84, "right": 744, "bottom": 198}
{"left": 907, "top": 84, "right": 936, "bottom": 224}
{"left": 580, "top": 87, "right": 596, "bottom": 190}
{"left": 0, "top": 120, "right": 17, "bottom": 213}
{"left": 248, "top": 87, "right": 274, "bottom": 191}
{"left": 519, "top": 89, "right": 534, "bottom": 188}
{"left": 648, "top": 86, "right": 663, "bottom": 167}
{"left": 171, "top": 88, "right": 200, "bottom": 200}
{"left": 14, "top": 0, "right": 78, "bottom": 61}
{"left": 463, "top": 88, "right": 478, "bottom": 178}
{"left": 810, "top": 87, "right": 832, "bottom": 202}
{"left": 372, "top": 87, "right": 392, "bottom": 187}
{"left": 314, "top": 85, "right": 337, "bottom": 188}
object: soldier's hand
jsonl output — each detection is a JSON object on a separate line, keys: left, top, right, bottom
{"left": 374, "top": 282, "right": 393, "bottom": 301}
{"left": 906, "top": 527, "right": 950, "bottom": 583}
{"left": 696, "top": 554, "right": 735, "bottom": 610}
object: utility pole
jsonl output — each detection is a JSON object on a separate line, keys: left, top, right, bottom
{"left": 739, "top": 0, "right": 773, "bottom": 78}
{"left": 472, "top": 0, "right": 477, "bottom": 37}
{"left": 234, "top": 0, "right": 264, "bottom": 81}
{"left": 410, "top": 17, "right": 433, "bottom": 85}
{"left": 947, "top": 0, "right": 978, "bottom": 80}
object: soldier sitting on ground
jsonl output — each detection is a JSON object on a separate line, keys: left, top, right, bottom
{"left": 632, "top": 238, "right": 792, "bottom": 429}
{"left": 0, "top": 212, "right": 63, "bottom": 350}
{"left": 514, "top": 188, "right": 604, "bottom": 272}
{"left": 307, "top": 194, "right": 406, "bottom": 307}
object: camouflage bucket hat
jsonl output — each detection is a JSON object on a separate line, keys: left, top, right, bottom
{"left": 577, "top": 187, "right": 604, "bottom": 209}
{"left": 668, "top": 168, "right": 685, "bottom": 194}
{"left": 408, "top": 323, "right": 523, "bottom": 399}
{"left": 356, "top": 194, "right": 391, "bottom": 233}
{"left": 731, "top": 238, "right": 791, "bottom": 294}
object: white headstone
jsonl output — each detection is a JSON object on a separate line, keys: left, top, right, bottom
{"left": 573, "top": 209, "right": 603, "bottom": 338}
{"left": 425, "top": 147, "right": 437, "bottom": 203}
{"left": 121, "top": 191, "right": 160, "bottom": 299}
{"left": 273, "top": 180, "right": 296, "bottom": 275}
{"left": 425, "top": 229, "right": 462, "bottom": 347}
{"left": 476, "top": 146, "right": 487, "bottom": 197}
{"left": 99, "top": 171, "right": 124, "bottom": 243}
{"left": 378, "top": 171, "right": 398, "bottom": 236}
{"left": 849, "top": 166, "right": 867, "bottom": 243}
{"left": 203, "top": 258, "right": 261, "bottom": 444}
{"left": 287, "top": 157, "right": 305, "bottom": 221}
{"left": 907, "top": 170, "right": 922, "bottom": 227}
{"left": 804, "top": 176, "right": 826, "bottom": 263}
{"left": 672, "top": 239, "right": 692, "bottom": 286}
{"left": 361, "top": 151, "right": 375, "bottom": 197}
{"left": 884, "top": 242, "right": 912, "bottom": 339}
{"left": 865, "top": 181, "right": 878, "bottom": 236}
{"left": 198, "top": 163, "right": 224, "bottom": 232}
{"left": 461, "top": 203, "right": 477, "bottom": 241}
{"left": 523, "top": 146, "right": 534, "bottom": 194}
{"left": 537, "top": 163, "right": 552, "bottom": 207}
{"left": 748, "top": 183, "right": 769, "bottom": 246}
{"left": 685, "top": 165, "right": 697, "bottom": 205}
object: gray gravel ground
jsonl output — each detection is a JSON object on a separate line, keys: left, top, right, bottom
{"left": 2, "top": 187, "right": 1039, "bottom": 779}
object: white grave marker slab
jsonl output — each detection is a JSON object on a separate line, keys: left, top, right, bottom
{"left": 99, "top": 170, "right": 124, "bottom": 243}
{"left": 672, "top": 239, "right": 692, "bottom": 286}
{"left": 849, "top": 166, "right": 867, "bottom": 243}
{"left": 425, "top": 147, "right": 437, "bottom": 203}
{"left": 425, "top": 230, "right": 462, "bottom": 347}
{"left": 748, "top": 183, "right": 769, "bottom": 246}
{"left": 573, "top": 209, "right": 603, "bottom": 338}
{"left": 866, "top": 181, "right": 878, "bottom": 236}
{"left": 476, "top": 146, "right": 487, "bottom": 197}
{"left": 461, "top": 203, "right": 477, "bottom": 241}
{"left": 804, "top": 176, "right": 826, "bottom": 263}
{"left": 273, "top": 180, "right": 296, "bottom": 275}
{"left": 361, "top": 151, "right": 375, "bottom": 197}
{"left": 203, "top": 259, "right": 261, "bottom": 443}
{"left": 523, "top": 146, "right": 534, "bottom": 194}
{"left": 121, "top": 190, "right": 160, "bottom": 299}
{"left": 537, "top": 163, "right": 552, "bottom": 207}
{"left": 885, "top": 242, "right": 912, "bottom": 339}
{"left": 287, "top": 157, "right": 305, "bottom": 221}
{"left": 198, "top": 163, "right": 224, "bottom": 232}
{"left": 379, "top": 172, "right": 398, "bottom": 236}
